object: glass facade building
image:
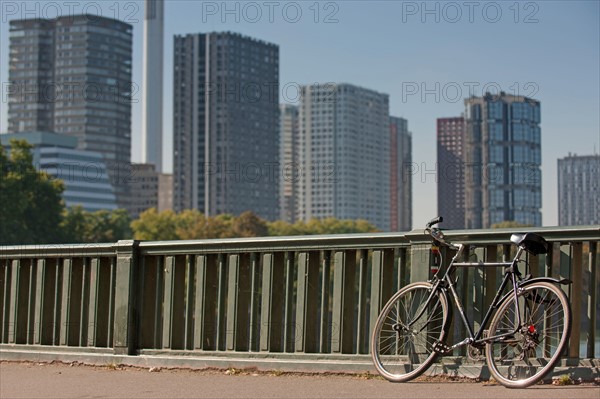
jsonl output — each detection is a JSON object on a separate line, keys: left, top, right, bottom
{"left": 464, "top": 93, "right": 542, "bottom": 228}
{"left": 1, "top": 132, "right": 117, "bottom": 211}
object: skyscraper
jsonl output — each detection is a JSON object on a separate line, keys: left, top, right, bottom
{"left": 464, "top": 93, "right": 542, "bottom": 228}
{"left": 173, "top": 32, "right": 279, "bottom": 220}
{"left": 142, "top": 0, "right": 164, "bottom": 171}
{"left": 296, "top": 83, "right": 390, "bottom": 230}
{"left": 557, "top": 154, "right": 600, "bottom": 226}
{"left": 390, "top": 116, "right": 412, "bottom": 231}
{"left": 437, "top": 116, "right": 465, "bottom": 229}
{"left": 8, "top": 15, "right": 133, "bottom": 209}
{"left": 279, "top": 104, "right": 299, "bottom": 223}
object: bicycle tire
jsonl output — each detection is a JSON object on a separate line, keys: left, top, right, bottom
{"left": 485, "top": 281, "right": 571, "bottom": 388}
{"left": 371, "top": 282, "right": 450, "bottom": 382}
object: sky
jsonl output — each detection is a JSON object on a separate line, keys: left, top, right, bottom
{"left": 1, "top": 0, "right": 599, "bottom": 228}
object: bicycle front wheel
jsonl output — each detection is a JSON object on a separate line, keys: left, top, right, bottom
{"left": 485, "top": 281, "right": 571, "bottom": 388}
{"left": 371, "top": 282, "right": 449, "bottom": 382}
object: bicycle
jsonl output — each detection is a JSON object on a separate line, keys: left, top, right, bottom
{"left": 371, "top": 216, "right": 572, "bottom": 388}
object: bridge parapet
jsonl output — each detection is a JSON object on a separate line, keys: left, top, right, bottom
{"left": 1, "top": 226, "right": 598, "bottom": 372}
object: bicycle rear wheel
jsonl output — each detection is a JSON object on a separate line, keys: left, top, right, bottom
{"left": 485, "top": 281, "right": 571, "bottom": 388}
{"left": 371, "top": 282, "right": 449, "bottom": 382}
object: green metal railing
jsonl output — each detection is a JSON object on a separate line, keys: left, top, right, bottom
{"left": 1, "top": 226, "right": 598, "bottom": 366}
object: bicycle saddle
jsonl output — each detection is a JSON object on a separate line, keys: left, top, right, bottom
{"left": 510, "top": 233, "right": 549, "bottom": 255}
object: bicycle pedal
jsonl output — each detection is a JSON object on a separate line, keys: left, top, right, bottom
{"left": 432, "top": 341, "right": 451, "bottom": 354}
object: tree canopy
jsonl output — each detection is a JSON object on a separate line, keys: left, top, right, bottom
{"left": 0, "top": 140, "right": 65, "bottom": 245}
{"left": 131, "top": 209, "right": 379, "bottom": 241}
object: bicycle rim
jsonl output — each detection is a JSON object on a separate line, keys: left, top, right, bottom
{"left": 371, "top": 282, "right": 449, "bottom": 382}
{"left": 485, "top": 281, "right": 571, "bottom": 388}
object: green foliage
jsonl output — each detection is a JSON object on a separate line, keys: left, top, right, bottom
{"left": 233, "top": 211, "right": 268, "bottom": 237}
{"left": 491, "top": 221, "right": 533, "bottom": 229}
{"left": 61, "top": 206, "right": 132, "bottom": 243}
{"left": 131, "top": 210, "right": 378, "bottom": 241}
{"left": 131, "top": 208, "right": 178, "bottom": 241}
{"left": 0, "top": 140, "right": 65, "bottom": 245}
{"left": 267, "top": 218, "right": 379, "bottom": 236}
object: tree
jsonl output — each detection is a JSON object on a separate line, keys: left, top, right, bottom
{"left": 131, "top": 208, "right": 178, "bottom": 241}
{"left": 491, "top": 221, "right": 533, "bottom": 229}
{"left": 267, "top": 218, "right": 379, "bottom": 236}
{"left": 175, "top": 209, "right": 208, "bottom": 239}
{"left": 0, "top": 140, "right": 65, "bottom": 245}
{"left": 232, "top": 211, "right": 268, "bottom": 237}
{"left": 60, "top": 207, "right": 132, "bottom": 243}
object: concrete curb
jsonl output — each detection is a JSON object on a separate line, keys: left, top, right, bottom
{"left": 1, "top": 347, "right": 599, "bottom": 381}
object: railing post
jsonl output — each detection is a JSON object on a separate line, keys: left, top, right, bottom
{"left": 113, "top": 240, "right": 139, "bottom": 355}
{"left": 407, "top": 231, "right": 432, "bottom": 283}
{"left": 331, "top": 250, "right": 356, "bottom": 354}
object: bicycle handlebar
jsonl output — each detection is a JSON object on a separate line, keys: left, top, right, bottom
{"left": 425, "top": 216, "right": 460, "bottom": 250}
{"left": 426, "top": 216, "right": 443, "bottom": 229}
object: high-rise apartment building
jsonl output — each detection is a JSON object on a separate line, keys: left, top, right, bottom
{"left": 8, "top": 15, "right": 133, "bottom": 209}
{"left": 128, "top": 163, "right": 159, "bottom": 219}
{"left": 296, "top": 84, "right": 390, "bottom": 230}
{"left": 437, "top": 116, "right": 465, "bottom": 229}
{"left": 464, "top": 93, "right": 542, "bottom": 228}
{"left": 158, "top": 174, "right": 174, "bottom": 212}
{"left": 390, "top": 116, "right": 412, "bottom": 231}
{"left": 279, "top": 104, "right": 299, "bottom": 223}
{"left": 557, "top": 154, "right": 600, "bottom": 226}
{"left": 173, "top": 32, "right": 279, "bottom": 220}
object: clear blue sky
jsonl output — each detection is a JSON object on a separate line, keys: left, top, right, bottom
{"left": 1, "top": 1, "right": 599, "bottom": 228}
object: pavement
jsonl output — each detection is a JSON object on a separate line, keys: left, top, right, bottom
{"left": 1, "top": 361, "right": 599, "bottom": 399}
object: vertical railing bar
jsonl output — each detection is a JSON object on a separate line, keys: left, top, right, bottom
{"left": 182, "top": 256, "right": 187, "bottom": 348}
{"left": 136, "top": 255, "right": 146, "bottom": 350}
{"left": 283, "top": 252, "right": 295, "bottom": 352}
{"left": 1, "top": 261, "right": 8, "bottom": 343}
{"left": 184, "top": 255, "right": 194, "bottom": 350}
{"left": 259, "top": 253, "right": 273, "bottom": 352}
{"left": 26, "top": 258, "right": 35, "bottom": 344}
{"left": 193, "top": 255, "right": 205, "bottom": 350}
{"left": 543, "top": 244, "right": 556, "bottom": 356}
{"left": 53, "top": 259, "right": 61, "bottom": 346}
{"left": 319, "top": 251, "right": 331, "bottom": 353}
{"left": 471, "top": 247, "right": 485, "bottom": 333}
{"left": 356, "top": 249, "right": 367, "bottom": 354}
{"left": 162, "top": 256, "right": 175, "bottom": 349}
{"left": 79, "top": 257, "right": 90, "bottom": 346}
{"left": 107, "top": 257, "right": 116, "bottom": 348}
{"left": 587, "top": 242, "right": 598, "bottom": 359}
{"left": 569, "top": 242, "right": 583, "bottom": 359}
{"left": 88, "top": 258, "right": 100, "bottom": 348}
{"left": 216, "top": 254, "right": 227, "bottom": 351}
{"left": 226, "top": 254, "right": 240, "bottom": 351}
{"left": 249, "top": 253, "right": 259, "bottom": 352}
{"left": 153, "top": 256, "right": 163, "bottom": 349}
{"left": 59, "top": 259, "right": 72, "bottom": 346}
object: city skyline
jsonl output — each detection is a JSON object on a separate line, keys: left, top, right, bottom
{"left": 1, "top": 1, "right": 599, "bottom": 227}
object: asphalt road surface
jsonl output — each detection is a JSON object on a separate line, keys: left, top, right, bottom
{"left": 1, "top": 361, "right": 598, "bottom": 399}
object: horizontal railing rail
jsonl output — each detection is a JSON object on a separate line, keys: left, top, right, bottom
{"left": 1, "top": 225, "right": 598, "bottom": 368}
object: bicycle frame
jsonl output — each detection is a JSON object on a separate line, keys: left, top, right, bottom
{"left": 413, "top": 243, "right": 528, "bottom": 352}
